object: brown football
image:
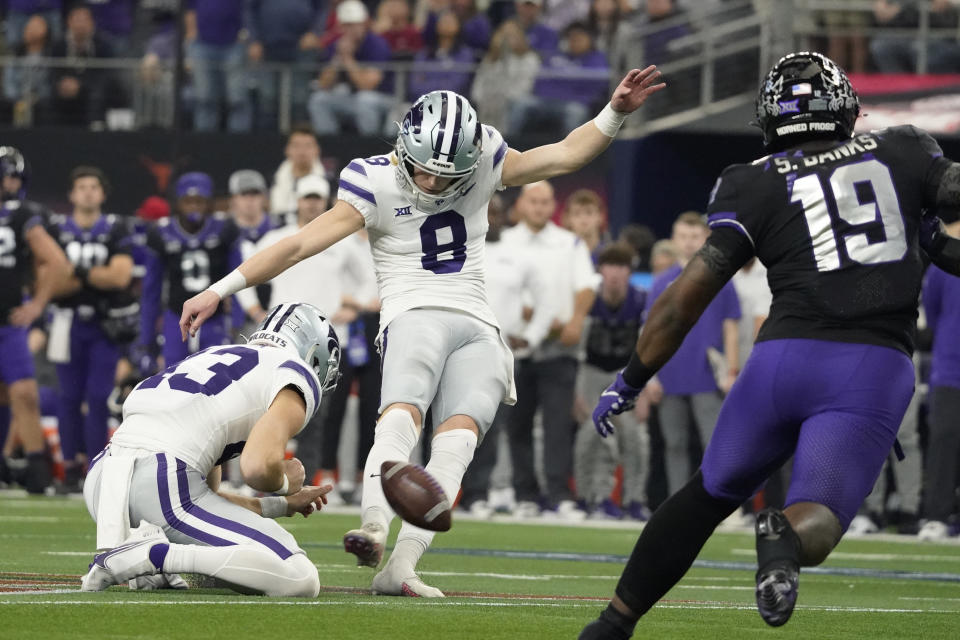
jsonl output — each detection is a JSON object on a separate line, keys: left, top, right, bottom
{"left": 380, "top": 461, "right": 452, "bottom": 532}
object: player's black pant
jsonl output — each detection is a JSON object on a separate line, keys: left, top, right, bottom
{"left": 924, "top": 385, "right": 960, "bottom": 522}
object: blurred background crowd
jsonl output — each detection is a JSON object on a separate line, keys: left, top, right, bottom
{"left": 1, "top": 0, "right": 960, "bottom": 545}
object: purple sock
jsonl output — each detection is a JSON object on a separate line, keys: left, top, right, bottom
{"left": 149, "top": 543, "right": 169, "bottom": 571}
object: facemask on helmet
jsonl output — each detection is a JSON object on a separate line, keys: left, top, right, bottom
{"left": 0, "top": 146, "right": 29, "bottom": 200}
{"left": 248, "top": 302, "right": 341, "bottom": 394}
{"left": 756, "top": 52, "right": 860, "bottom": 152}
{"left": 394, "top": 90, "right": 483, "bottom": 214}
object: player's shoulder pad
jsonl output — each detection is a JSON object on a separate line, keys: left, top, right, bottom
{"left": 481, "top": 125, "right": 509, "bottom": 167}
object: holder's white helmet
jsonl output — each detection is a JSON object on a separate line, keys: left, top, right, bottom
{"left": 248, "top": 302, "right": 340, "bottom": 394}
{"left": 395, "top": 90, "right": 483, "bottom": 213}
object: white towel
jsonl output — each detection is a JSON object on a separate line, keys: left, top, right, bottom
{"left": 95, "top": 454, "right": 137, "bottom": 551}
{"left": 46, "top": 307, "right": 73, "bottom": 364}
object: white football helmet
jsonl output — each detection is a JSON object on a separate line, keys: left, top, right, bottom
{"left": 395, "top": 90, "right": 483, "bottom": 213}
{"left": 248, "top": 302, "right": 340, "bottom": 393}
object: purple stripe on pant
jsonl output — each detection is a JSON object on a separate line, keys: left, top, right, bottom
{"left": 155, "top": 453, "right": 294, "bottom": 559}
{"left": 0, "top": 324, "right": 35, "bottom": 384}
{"left": 173, "top": 459, "right": 293, "bottom": 559}
{"left": 700, "top": 338, "right": 914, "bottom": 531}
{"left": 162, "top": 310, "right": 228, "bottom": 367}
{"left": 56, "top": 319, "right": 119, "bottom": 462}
{"left": 156, "top": 453, "right": 235, "bottom": 547}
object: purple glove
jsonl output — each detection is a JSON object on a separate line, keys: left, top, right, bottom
{"left": 593, "top": 372, "right": 643, "bottom": 437}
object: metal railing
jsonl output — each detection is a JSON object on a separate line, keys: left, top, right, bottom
{"left": 2, "top": 1, "right": 959, "bottom": 137}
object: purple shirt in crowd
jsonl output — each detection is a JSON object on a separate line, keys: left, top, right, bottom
{"left": 533, "top": 48, "right": 608, "bottom": 105}
{"left": 586, "top": 285, "right": 647, "bottom": 372}
{"left": 923, "top": 265, "right": 960, "bottom": 389}
{"left": 86, "top": 0, "right": 133, "bottom": 37}
{"left": 647, "top": 263, "right": 741, "bottom": 395}
{"left": 423, "top": 11, "right": 491, "bottom": 53}
{"left": 8, "top": 0, "right": 61, "bottom": 12}
{"left": 407, "top": 45, "right": 475, "bottom": 100}
{"left": 525, "top": 22, "right": 558, "bottom": 54}
{"left": 188, "top": 0, "right": 244, "bottom": 46}
{"left": 322, "top": 30, "right": 393, "bottom": 94}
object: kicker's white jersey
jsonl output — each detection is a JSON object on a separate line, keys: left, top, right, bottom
{"left": 112, "top": 343, "right": 321, "bottom": 474}
{"left": 336, "top": 125, "right": 510, "bottom": 337}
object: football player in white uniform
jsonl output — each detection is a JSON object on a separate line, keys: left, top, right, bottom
{"left": 80, "top": 303, "right": 340, "bottom": 597}
{"left": 180, "top": 66, "right": 665, "bottom": 597}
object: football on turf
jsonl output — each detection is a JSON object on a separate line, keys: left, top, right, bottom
{"left": 380, "top": 461, "right": 452, "bottom": 532}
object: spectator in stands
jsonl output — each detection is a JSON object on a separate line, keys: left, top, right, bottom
{"left": 408, "top": 11, "right": 476, "bottom": 99}
{"left": 87, "top": 0, "right": 134, "bottom": 56}
{"left": 919, "top": 238, "right": 960, "bottom": 540}
{"left": 471, "top": 18, "right": 540, "bottom": 132}
{"left": 541, "top": 0, "right": 592, "bottom": 32}
{"left": 621, "top": 0, "right": 696, "bottom": 117}
{"left": 513, "top": 0, "right": 559, "bottom": 55}
{"left": 269, "top": 124, "right": 330, "bottom": 216}
{"left": 507, "top": 21, "right": 608, "bottom": 135}
{"left": 4, "top": 14, "right": 53, "bottom": 117}
{"left": 137, "top": 10, "right": 181, "bottom": 128}
{"left": 47, "top": 4, "right": 117, "bottom": 127}
{"left": 562, "top": 188, "right": 609, "bottom": 262}
{"left": 5, "top": 0, "right": 63, "bottom": 49}
{"left": 501, "top": 180, "right": 599, "bottom": 520}
{"left": 588, "top": 0, "right": 631, "bottom": 54}
{"left": 245, "top": 0, "right": 324, "bottom": 130}
{"left": 870, "top": 0, "right": 960, "bottom": 73}
{"left": 574, "top": 242, "right": 651, "bottom": 521}
{"left": 422, "top": 0, "right": 491, "bottom": 53}
{"left": 374, "top": 0, "right": 423, "bottom": 58}
{"left": 461, "top": 194, "right": 552, "bottom": 518}
{"left": 308, "top": 0, "right": 393, "bottom": 135}
{"left": 646, "top": 212, "right": 740, "bottom": 498}
{"left": 819, "top": 1, "right": 869, "bottom": 74}
{"left": 186, "top": 0, "right": 252, "bottom": 132}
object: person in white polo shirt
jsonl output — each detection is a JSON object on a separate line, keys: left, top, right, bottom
{"left": 500, "top": 179, "right": 599, "bottom": 519}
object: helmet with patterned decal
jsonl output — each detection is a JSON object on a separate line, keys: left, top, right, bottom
{"left": 394, "top": 90, "right": 483, "bottom": 213}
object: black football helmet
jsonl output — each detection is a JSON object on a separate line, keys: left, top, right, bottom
{"left": 756, "top": 52, "right": 860, "bottom": 152}
{"left": 0, "top": 146, "right": 29, "bottom": 199}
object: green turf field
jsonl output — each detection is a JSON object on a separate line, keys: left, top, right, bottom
{"left": 2, "top": 494, "right": 959, "bottom": 639}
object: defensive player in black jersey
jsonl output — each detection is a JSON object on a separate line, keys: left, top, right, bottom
{"left": 581, "top": 52, "right": 960, "bottom": 638}
{"left": 47, "top": 166, "right": 133, "bottom": 492}
{"left": 0, "top": 146, "right": 71, "bottom": 493}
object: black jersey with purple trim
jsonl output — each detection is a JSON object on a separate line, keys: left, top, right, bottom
{"left": 705, "top": 125, "right": 950, "bottom": 355}
{"left": 0, "top": 200, "right": 46, "bottom": 324}
{"left": 48, "top": 213, "right": 132, "bottom": 313}
{"left": 146, "top": 213, "right": 241, "bottom": 313}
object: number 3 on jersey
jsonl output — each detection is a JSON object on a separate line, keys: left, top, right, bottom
{"left": 792, "top": 158, "right": 907, "bottom": 272}
{"left": 420, "top": 210, "right": 467, "bottom": 274}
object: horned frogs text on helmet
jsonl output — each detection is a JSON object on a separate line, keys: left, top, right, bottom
{"left": 248, "top": 303, "right": 341, "bottom": 393}
{"left": 756, "top": 52, "right": 860, "bottom": 152}
{"left": 395, "top": 90, "right": 483, "bottom": 213}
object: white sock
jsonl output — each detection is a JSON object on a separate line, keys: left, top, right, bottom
{"left": 389, "top": 429, "right": 477, "bottom": 573}
{"left": 361, "top": 408, "right": 421, "bottom": 530}
{"left": 163, "top": 544, "right": 319, "bottom": 597}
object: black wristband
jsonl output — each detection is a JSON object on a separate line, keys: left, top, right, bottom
{"left": 74, "top": 266, "right": 90, "bottom": 284}
{"left": 622, "top": 351, "right": 656, "bottom": 389}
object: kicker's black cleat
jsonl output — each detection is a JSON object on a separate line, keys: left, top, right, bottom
{"left": 755, "top": 508, "right": 801, "bottom": 627}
